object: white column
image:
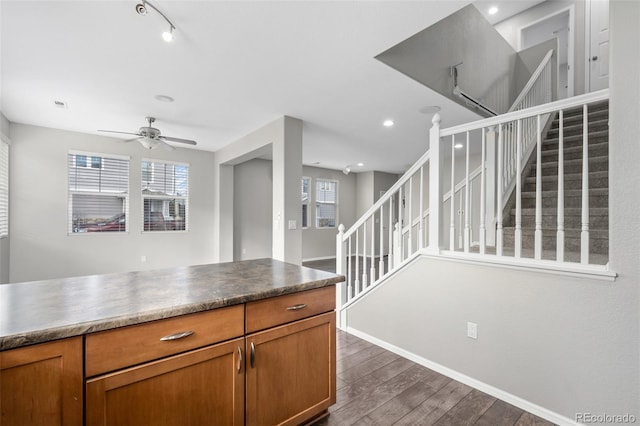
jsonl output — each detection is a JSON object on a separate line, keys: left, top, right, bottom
{"left": 427, "top": 114, "right": 443, "bottom": 254}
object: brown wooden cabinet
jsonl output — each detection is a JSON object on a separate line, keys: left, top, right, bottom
{"left": 0, "top": 337, "right": 83, "bottom": 426}
{"left": 86, "top": 338, "right": 245, "bottom": 426}
{"left": 245, "top": 286, "right": 337, "bottom": 426}
{"left": 245, "top": 312, "right": 336, "bottom": 426}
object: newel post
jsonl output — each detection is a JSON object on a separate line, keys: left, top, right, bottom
{"left": 335, "top": 224, "right": 347, "bottom": 330}
{"left": 427, "top": 114, "right": 443, "bottom": 254}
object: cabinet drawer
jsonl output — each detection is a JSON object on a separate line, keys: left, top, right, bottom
{"left": 245, "top": 286, "right": 335, "bottom": 334}
{"left": 86, "top": 305, "right": 244, "bottom": 377}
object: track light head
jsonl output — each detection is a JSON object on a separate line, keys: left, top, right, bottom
{"left": 135, "top": 3, "right": 148, "bottom": 15}
{"left": 342, "top": 167, "right": 351, "bottom": 175}
{"left": 162, "top": 26, "right": 174, "bottom": 42}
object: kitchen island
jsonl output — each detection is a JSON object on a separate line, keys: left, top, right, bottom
{"left": 0, "top": 258, "right": 344, "bottom": 425}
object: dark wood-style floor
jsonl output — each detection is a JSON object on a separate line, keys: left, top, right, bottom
{"left": 303, "top": 260, "right": 555, "bottom": 426}
{"left": 315, "top": 330, "right": 555, "bottom": 426}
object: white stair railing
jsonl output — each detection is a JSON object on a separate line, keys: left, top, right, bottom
{"left": 502, "top": 49, "right": 554, "bottom": 205}
{"left": 440, "top": 89, "right": 609, "bottom": 262}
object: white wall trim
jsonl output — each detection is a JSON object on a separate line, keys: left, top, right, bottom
{"left": 344, "top": 327, "right": 581, "bottom": 426}
{"left": 302, "top": 255, "right": 335, "bottom": 262}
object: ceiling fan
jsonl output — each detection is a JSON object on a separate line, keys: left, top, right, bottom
{"left": 98, "top": 116, "right": 197, "bottom": 150}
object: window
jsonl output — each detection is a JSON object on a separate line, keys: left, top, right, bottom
{"left": 68, "top": 151, "right": 129, "bottom": 233}
{"left": 142, "top": 160, "right": 189, "bottom": 232}
{"left": 301, "top": 177, "right": 310, "bottom": 229}
{"left": 316, "top": 179, "right": 337, "bottom": 228}
{"left": 0, "top": 137, "right": 8, "bottom": 238}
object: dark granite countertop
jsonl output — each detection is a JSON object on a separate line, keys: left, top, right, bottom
{"left": 0, "top": 258, "right": 344, "bottom": 351}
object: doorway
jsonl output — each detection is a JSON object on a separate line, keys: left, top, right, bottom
{"left": 520, "top": 7, "right": 574, "bottom": 99}
{"left": 586, "top": 0, "right": 609, "bottom": 92}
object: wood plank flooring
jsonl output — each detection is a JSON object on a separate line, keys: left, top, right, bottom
{"left": 314, "top": 330, "right": 556, "bottom": 426}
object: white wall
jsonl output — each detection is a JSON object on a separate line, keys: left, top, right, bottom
{"left": 8, "top": 123, "right": 216, "bottom": 282}
{"left": 233, "top": 159, "right": 272, "bottom": 261}
{"left": 346, "top": 1, "right": 639, "bottom": 422}
{"left": 302, "top": 165, "right": 357, "bottom": 261}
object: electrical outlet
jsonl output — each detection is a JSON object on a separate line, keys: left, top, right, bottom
{"left": 467, "top": 322, "right": 478, "bottom": 339}
{"left": 141, "top": 255, "right": 147, "bottom": 263}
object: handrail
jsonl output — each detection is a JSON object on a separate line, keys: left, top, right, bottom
{"left": 342, "top": 149, "right": 431, "bottom": 239}
{"left": 508, "top": 49, "right": 554, "bottom": 113}
{"left": 440, "top": 89, "right": 609, "bottom": 137}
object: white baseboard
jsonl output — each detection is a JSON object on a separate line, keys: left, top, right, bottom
{"left": 302, "top": 255, "right": 335, "bottom": 262}
{"left": 344, "top": 327, "right": 580, "bottom": 426}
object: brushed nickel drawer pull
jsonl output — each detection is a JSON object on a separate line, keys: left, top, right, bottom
{"left": 286, "top": 303, "right": 307, "bottom": 311}
{"left": 159, "top": 330, "right": 194, "bottom": 341}
{"left": 250, "top": 342, "right": 256, "bottom": 368}
{"left": 237, "top": 346, "right": 242, "bottom": 373}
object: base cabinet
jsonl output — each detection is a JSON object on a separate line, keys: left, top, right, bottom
{"left": 86, "top": 337, "right": 245, "bottom": 426}
{"left": 0, "top": 337, "right": 83, "bottom": 426}
{"left": 246, "top": 312, "right": 336, "bottom": 426}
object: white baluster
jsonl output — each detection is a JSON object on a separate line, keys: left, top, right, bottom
{"left": 408, "top": 176, "right": 413, "bottom": 256}
{"left": 535, "top": 114, "right": 543, "bottom": 260}
{"left": 398, "top": 186, "right": 404, "bottom": 262}
{"left": 355, "top": 228, "right": 360, "bottom": 295}
{"left": 458, "top": 191, "right": 463, "bottom": 249}
{"left": 347, "top": 235, "right": 353, "bottom": 299}
{"left": 362, "top": 220, "right": 368, "bottom": 288}
{"left": 370, "top": 211, "right": 375, "bottom": 284}
{"left": 581, "top": 104, "right": 590, "bottom": 264}
{"left": 557, "top": 110, "right": 565, "bottom": 262}
{"left": 419, "top": 166, "right": 424, "bottom": 250}
{"left": 450, "top": 135, "right": 456, "bottom": 251}
{"left": 379, "top": 202, "right": 385, "bottom": 278}
{"left": 480, "top": 128, "right": 486, "bottom": 254}
{"left": 497, "top": 124, "right": 504, "bottom": 256}
{"left": 464, "top": 131, "right": 470, "bottom": 252}
{"left": 515, "top": 119, "right": 522, "bottom": 258}
{"left": 388, "top": 197, "right": 393, "bottom": 270}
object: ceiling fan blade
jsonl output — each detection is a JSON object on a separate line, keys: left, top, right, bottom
{"left": 98, "top": 130, "right": 141, "bottom": 136}
{"left": 159, "top": 136, "right": 197, "bottom": 145}
{"left": 158, "top": 139, "right": 176, "bottom": 151}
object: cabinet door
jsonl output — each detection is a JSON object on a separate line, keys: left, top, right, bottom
{"left": 246, "top": 312, "right": 336, "bottom": 426}
{"left": 0, "top": 337, "right": 83, "bottom": 426}
{"left": 86, "top": 337, "right": 244, "bottom": 426}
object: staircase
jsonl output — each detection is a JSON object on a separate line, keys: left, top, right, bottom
{"left": 502, "top": 101, "right": 609, "bottom": 264}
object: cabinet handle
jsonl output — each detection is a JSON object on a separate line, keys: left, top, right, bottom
{"left": 250, "top": 342, "right": 255, "bottom": 368}
{"left": 159, "top": 330, "right": 194, "bottom": 341}
{"left": 237, "top": 346, "right": 242, "bottom": 373}
{"left": 286, "top": 303, "right": 307, "bottom": 311}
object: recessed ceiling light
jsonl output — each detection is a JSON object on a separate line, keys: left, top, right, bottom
{"left": 53, "top": 100, "right": 68, "bottom": 109}
{"left": 356, "top": 162, "right": 364, "bottom": 167}
{"left": 488, "top": 6, "right": 499, "bottom": 15}
{"left": 383, "top": 119, "right": 394, "bottom": 127}
{"left": 154, "top": 94, "right": 174, "bottom": 103}
{"left": 454, "top": 143, "right": 464, "bottom": 149}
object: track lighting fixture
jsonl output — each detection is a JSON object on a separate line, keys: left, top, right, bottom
{"left": 342, "top": 163, "right": 364, "bottom": 175}
{"left": 135, "top": 0, "right": 176, "bottom": 42}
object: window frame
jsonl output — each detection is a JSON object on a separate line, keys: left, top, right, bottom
{"left": 0, "top": 135, "right": 9, "bottom": 239}
{"left": 315, "top": 178, "right": 338, "bottom": 229}
{"left": 68, "top": 150, "right": 130, "bottom": 235}
{"left": 141, "top": 159, "right": 189, "bottom": 233}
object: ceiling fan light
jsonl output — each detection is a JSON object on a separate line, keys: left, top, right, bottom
{"left": 162, "top": 27, "right": 174, "bottom": 42}
{"left": 139, "top": 137, "right": 160, "bottom": 150}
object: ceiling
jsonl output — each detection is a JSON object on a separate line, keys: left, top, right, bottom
{"left": 0, "top": 1, "right": 542, "bottom": 174}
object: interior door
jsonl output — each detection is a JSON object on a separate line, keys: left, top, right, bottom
{"left": 588, "top": 0, "right": 609, "bottom": 91}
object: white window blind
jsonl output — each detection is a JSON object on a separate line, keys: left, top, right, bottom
{"left": 68, "top": 152, "right": 129, "bottom": 233}
{"left": 142, "top": 160, "right": 189, "bottom": 232}
{"left": 316, "top": 179, "right": 337, "bottom": 228}
{"left": 301, "top": 177, "right": 310, "bottom": 229}
{"left": 0, "top": 138, "right": 9, "bottom": 238}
